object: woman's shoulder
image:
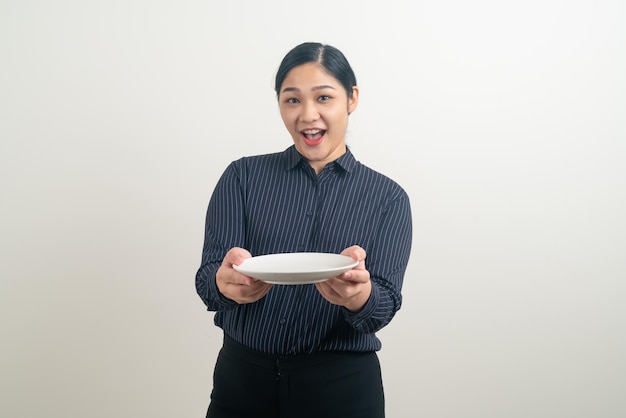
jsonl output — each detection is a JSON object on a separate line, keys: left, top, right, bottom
{"left": 225, "top": 147, "right": 294, "bottom": 178}
{"left": 352, "top": 160, "right": 408, "bottom": 196}
{"left": 236, "top": 150, "right": 284, "bottom": 163}
{"left": 232, "top": 146, "right": 300, "bottom": 169}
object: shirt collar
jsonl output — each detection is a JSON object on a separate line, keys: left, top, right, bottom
{"left": 283, "top": 145, "right": 358, "bottom": 173}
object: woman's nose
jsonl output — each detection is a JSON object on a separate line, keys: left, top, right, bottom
{"left": 300, "top": 102, "right": 320, "bottom": 122}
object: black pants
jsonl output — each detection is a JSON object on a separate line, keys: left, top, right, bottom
{"left": 206, "top": 335, "right": 385, "bottom": 418}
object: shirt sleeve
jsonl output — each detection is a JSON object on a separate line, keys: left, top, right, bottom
{"left": 195, "top": 160, "right": 246, "bottom": 311}
{"left": 342, "top": 189, "right": 413, "bottom": 333}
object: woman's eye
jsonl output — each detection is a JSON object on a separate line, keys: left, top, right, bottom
{"left": 286, "top": 98, "right": 299, "bottom": 104}
{"left": 318, "top": 95, "right": 331, "bottom": 102}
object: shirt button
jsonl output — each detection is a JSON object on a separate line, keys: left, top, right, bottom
{"left": 306, "top": 211, "right": 313, "bottom": 217}
{"left": 279, "top": 318, "right": 287, "bottom": 325}
{"left": 297, "top": 246, "right": 305, "bottom": 252}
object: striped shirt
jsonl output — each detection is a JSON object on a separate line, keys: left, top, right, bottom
{"left": 195, "top": 145, "right": 412, "bottom": 355}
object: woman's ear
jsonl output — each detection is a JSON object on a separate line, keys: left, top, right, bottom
{"left": 348, "top": 86, "right": 359, "bottom": 115}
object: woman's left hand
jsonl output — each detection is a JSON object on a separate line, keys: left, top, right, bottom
{"left": 315, "top": 245, "right": 371, "bottom": 312}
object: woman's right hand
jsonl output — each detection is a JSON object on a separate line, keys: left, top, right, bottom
{"left": 216, "top": 247, "right": 272, "bottom": 304}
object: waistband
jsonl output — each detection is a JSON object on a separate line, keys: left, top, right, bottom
{"left": 221, "top": 334, "right": 373, "bottom": 371}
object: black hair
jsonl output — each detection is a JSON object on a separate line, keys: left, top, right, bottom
{"left": 274, "top": 42, "right": 357, "bottom": 99}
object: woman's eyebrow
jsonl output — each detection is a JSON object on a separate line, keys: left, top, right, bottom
{"left": 312, "top": 85, "right": 336, "bottom": 91}
{"left": 281, "top": 85, "right": 336, "bottom": 94}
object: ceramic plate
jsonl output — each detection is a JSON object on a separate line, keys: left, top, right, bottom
{"left": 233, "top": 252, "right": 359, "bottom": 285}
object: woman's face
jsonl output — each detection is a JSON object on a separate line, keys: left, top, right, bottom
{"left": 278, "top": 63, "right": 358, "bottom": 174}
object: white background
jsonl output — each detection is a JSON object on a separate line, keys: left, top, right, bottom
{"left": 1, "top": 1, "right": 624, "bottom": 417}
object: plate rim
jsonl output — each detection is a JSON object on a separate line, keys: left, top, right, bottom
{"left": 232, "top": 252, "right": 359, "bottom": 284}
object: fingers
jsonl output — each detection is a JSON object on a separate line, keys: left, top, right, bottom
{"left": 316, "top": 245, "right": 371, "bottom": 310}
{"left": 222, "top": 247, "right": 255, "bottom": 285}
{"left": 217, "top": 247, "right": 273, "bottom": 303}
{"left": 218, "top": 274, "right": 272, "bottom": 304}
{"left": 315, "top": 277, "right": 372, "bottom": 312}
{"left": 337, "top": 246, "right": 368, "bottom": 283}
{"left": 339, "top": 269, "right": 368, "bottom": 283}
{"left": 232, "top": 280, "right": 273, "bottom": 304}
{"left": 225, "top": 247, "right": 252, "bottom": 269}
{"left": 341, "top": 245, "right": 366, "bottom": 263}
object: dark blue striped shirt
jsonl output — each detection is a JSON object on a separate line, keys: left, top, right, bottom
{"left": 195, "top": 145, "right": 412, "bottom": 355}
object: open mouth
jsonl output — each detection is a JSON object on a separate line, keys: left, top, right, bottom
{"left": 301, "top": 129, "right": 326, "bottom": 146}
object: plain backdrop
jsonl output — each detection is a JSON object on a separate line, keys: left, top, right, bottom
{"left": 1, "top": 1, "right": 624, "bottom": 417}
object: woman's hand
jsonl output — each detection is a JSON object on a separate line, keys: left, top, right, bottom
{"left": 216, "top": 247, "right": 272, "bottom": 304}
{"left": 315, "top": 246, "right": 371, "bottom": 312}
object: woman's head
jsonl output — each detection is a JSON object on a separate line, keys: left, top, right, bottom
{"left": 276, "top": 43, "right": 359, "bottom": 174}
{"left": 275, "top": 42, "right": 357, "bottom": 99}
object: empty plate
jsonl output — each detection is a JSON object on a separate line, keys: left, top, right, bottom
{"left": 233, "top": 252, "right": 359, "bottom": 285}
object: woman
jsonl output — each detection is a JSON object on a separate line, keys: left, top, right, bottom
{"left": 195, "top": 42, "right": 412, "bottom": 418}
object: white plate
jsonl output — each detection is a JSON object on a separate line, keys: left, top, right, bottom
{"left": 233, "top": 252, "right": 359, "bottom": 285}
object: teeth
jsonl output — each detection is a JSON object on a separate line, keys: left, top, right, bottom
{"left": 303, "top": 129, "right": 322, "bottom": 135}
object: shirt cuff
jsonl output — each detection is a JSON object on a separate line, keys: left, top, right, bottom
{"left": 342, "top": 281, "right": 380, "bottom": 328}
{"left": 206, "top": 268, "right": 239, "bottom": 310}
